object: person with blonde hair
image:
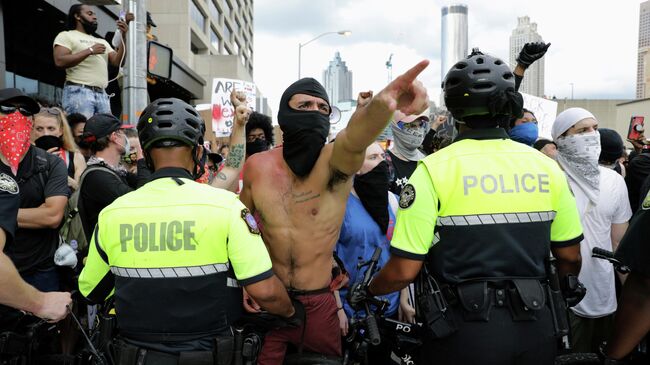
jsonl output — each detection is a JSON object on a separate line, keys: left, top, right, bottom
{"left": 32, "top": 107, "right": 86, "bottom": 190}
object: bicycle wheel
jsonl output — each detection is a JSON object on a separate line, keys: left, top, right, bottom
{"left": 554, "top": 352, "right": 600, "bottom": 365}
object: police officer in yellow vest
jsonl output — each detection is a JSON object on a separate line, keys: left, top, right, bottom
{"left": 79, "top": 98, "right": 296, "bottom": 364}
{"left": 351, "top": 49, "right": 585, "bottom": 365}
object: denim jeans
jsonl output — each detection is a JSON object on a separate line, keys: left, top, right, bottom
{"left": 62, "top": 84, "right": 111, "bottom": 119}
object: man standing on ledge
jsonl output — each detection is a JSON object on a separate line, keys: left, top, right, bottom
{"left": 241, "top": 60, "right": 429, "bottom": 364}
{"left": 53, "top": 4, "right": 129, "bottom": 118}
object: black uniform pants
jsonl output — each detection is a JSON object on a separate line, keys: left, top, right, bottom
{"left": 420, "top": 304, "right": 557, "bottom": 365}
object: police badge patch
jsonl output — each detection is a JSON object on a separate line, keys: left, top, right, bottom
{"left": 241, "top": 208, "right": 260, "bottom": 235}
{"left": 399, "top": 184, "right": 416, "bottom": 209}
{"left": 0, "top": 173, "right": 19, "bottom": 195}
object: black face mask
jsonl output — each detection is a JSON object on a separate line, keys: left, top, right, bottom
{"left": 353, "top": 160, "right": 390, "bottom": 234}
{"left": 278, "top": 78, "right": 331, "bottom": 177}
{"left": 80, "top": 17, "right": 98, "bottom": 34}
{"left": 246, "top": 138, "right": 270, "bottom": 156}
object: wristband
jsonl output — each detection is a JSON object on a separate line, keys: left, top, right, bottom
{"left": 89, "top": 47, "right": 94, "bottom": 55}
{"left": 337, "top": 306, "right": 343, "bottom": 311}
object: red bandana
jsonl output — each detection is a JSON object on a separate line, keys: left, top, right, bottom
{"left": 0, "top": 112, "right": 32, "bottom": 175}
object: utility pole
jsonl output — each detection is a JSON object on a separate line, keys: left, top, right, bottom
{"left": 122, "top": 0, "right": 148, "bottom": 124}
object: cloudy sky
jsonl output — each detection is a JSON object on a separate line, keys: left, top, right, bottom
{"left": 252, "top": 0, "right": 641, "bottom": 118}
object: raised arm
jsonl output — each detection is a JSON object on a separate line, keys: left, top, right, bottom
{"left": 108, "top": 20, "right": 129, "bottom": 67}
{"left": 330, "top": 60, "right": 429, "bottom": 177}
{"left": 210, "top": 90, "right": 249, "bottom": 191}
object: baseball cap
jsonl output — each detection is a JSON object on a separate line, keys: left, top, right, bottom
{"left": 82, "top": 113, "right": 126, "bottom": 143}
{"left": 393, "top": 108, "right": 431, "bottom": 124}
{"left": 0, "top": 88, "right": 40, "bottom": 115}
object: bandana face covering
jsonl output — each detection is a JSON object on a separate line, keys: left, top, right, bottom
{"left": 353, "top": 160, "right": 390, "bottom": 234}
{"left": 509, "top": 122, "right": 538, "bottom": 146}
{"left": 556, "top": 131, "right": 601, "bottom": 206}
{"left": 390, "top": 121, "right": 427, "bottom": 161}
{"left": 246, "top": 139, "right": 270, "bottom": 156}
{"left": 278, "top": 78, "right": 331, "bottom": 177}
{"left": 0, "top": 111, "right": 33, "bottom": 175}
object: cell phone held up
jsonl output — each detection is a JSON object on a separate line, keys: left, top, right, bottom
{"left": 627, "top": 116, "right": 645, "bottom": 141}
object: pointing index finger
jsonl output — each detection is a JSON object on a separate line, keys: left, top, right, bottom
{"left": 399, "top": 60, "right": 430, "bottom": 84}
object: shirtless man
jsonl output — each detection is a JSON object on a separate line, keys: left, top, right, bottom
{"left": 240, "top": 60, "right": 429, "bottom": 363}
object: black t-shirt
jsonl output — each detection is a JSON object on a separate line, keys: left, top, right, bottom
{"left": 616, "top": 190, "right": 650, "bottom": 277}
{"left": 625, "top": 153, "right": 650, "bottom": 212}
{"left": 387, "top": 150, "right": 418, "bottom": 195}
{"left": 0, "top": 173, "right": 20, "bottom": 245}
{"left": 1, "top": 147, "right": 69, "bottom": 274}
{"left": 79, "top": 163, "right": 133, "bottom": 241}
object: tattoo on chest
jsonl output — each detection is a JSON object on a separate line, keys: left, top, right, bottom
{"left": 225, "top": 144, "right": 245, "bottom": 169}
{"left": 291, "top": 190, "right": 320, "bottom": 203}
{"left": 216, "top": 172, "right": 227, "bottom": 180}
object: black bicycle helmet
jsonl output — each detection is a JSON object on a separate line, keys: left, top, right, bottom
{"left": 442, "top": 48, "right": 517, "bottom": 122}
{"left": 137, "top": 98, "right": 205, "bottom": 150}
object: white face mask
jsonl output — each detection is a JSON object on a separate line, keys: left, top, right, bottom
{"left": 556, "top": 130, "right": 601, "bottom": 205}
{"left": 115, "top": 133, "right": 130, "bottom": 156}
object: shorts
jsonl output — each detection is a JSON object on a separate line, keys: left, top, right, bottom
{"left": 62, "top": 84, "right": 111, "bottom": 119}
{"left": 257, "top": 290, "right": 341, "bottom": 365}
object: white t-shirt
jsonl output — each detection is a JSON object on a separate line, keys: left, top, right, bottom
{"left": 571, "top": 166, "right": 632, "bottom": 318}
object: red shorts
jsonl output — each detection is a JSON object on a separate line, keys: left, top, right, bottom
{"left": 257, "top": 291, "right": 341, "bottom": 365}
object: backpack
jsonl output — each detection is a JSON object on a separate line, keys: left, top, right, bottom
{"left": 59, "top": 165, "right": 120, "bottom": 253}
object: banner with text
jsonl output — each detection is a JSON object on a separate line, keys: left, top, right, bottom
{"left": 520, "top": 92, "right": 558, "bottom": 140}
{"left": 211, "top": 78, "right": 256, "bottom": 137}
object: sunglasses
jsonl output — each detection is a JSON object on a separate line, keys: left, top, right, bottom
{"left": 1, "top": 104, "right": 34, "bottom": 117}
{"left": 40, "top": 107, "right": 63, "bottom": 116}
{"left": 396, "top": 118, "right": 428, "bottom": 130}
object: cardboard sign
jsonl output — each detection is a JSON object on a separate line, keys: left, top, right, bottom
{"left": 520, "top": 92, "right": 558, "bottom": 140}
{"left": 211, "top": 78, "right": 256, "bottom": 137}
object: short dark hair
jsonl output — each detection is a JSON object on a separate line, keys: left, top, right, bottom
{"left": 509, "top": 108, "right": 536, "bottom": 128}
{"left": 89, "top": 135, "right": 111, "bottom": 154}
{"left": 67, "top": 4, "right": 84, "bottom": 30}
{"left": 246, "top": 112, "right": 274, "bottom": 145}
{"left": 67, "top": 113, "right": 87, "bottom": 129}
{"left": 218, "top": 144, "right": 229, "bottom": 154}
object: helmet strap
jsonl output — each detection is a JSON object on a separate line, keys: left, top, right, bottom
{"left": 191, "top": 145, "right": 205, "bottom": 180}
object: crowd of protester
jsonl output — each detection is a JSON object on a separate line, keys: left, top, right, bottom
{"left": 0, "top": 3, "right": 649, "bottom": 365}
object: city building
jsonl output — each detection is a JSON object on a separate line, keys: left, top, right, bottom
{"left": 441, "top": 4, "right": 468, "bottom": 83}
{"left": 148, "top": 0, "right": 271, "bottom": 114}
{"left": 637, "top": 1, "right": 650, "bottom": 99}
{"left": 322, "top": 51, "right": 352, "bottom": 106}
{"left": 509, "top": 16, "right": 545, "bottom": 97}
{"left": 0, "top": 1, "right": 203, "bottom": 107}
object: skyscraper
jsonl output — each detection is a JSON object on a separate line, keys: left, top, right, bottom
{"left": 509, "top": 16, "right": 545, "bottom": 97}
{"left": 323, "top": 51, "right": 353, "bottom": 105}
{"left": 441, "top": 5, "right": 468, "bottom": 81}
{"left": 637, "top": 1, "right": 650, "bottom": 99}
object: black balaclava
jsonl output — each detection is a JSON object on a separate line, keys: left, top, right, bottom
{"left": 278, "top": 78, "right": 330, "bottom": 177}
{"left": 246, "top": 139, "right": 270, "bottom": 156}
{"left": 353, "top": 161, "right": 390, "bottom": 234}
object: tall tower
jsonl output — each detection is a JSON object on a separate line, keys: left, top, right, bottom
{"left": 637, "top": 1, "right": 650, "bottom": 99}
{"left": 323, "top": 51, "right": 353, "bottom": 105}
{"left": 509, "top": 16, "right": 545, "bottom": 97}
{"left": 441, "top": 5, "right": 468, "bottom": 81}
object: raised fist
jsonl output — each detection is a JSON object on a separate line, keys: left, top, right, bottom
{"left": 230, "top": 90, "right": 250, "bottom": 127}
{"left": 516, "top": 42, "right": 551, "bottom": 68}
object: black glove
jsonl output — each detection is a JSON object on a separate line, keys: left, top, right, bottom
{"left": 347, "top": 282, "right": 370, "bottom": 311}
{"left": 284, "top": 298, "right": 305, "bottom": 328}
{"left": 562, "top": 274, "right": 587, "bottom": 307}
{"left": 516, "top": 42, "right": 551, "bottom": 68}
